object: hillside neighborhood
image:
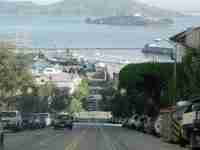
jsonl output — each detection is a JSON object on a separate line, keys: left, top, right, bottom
{"left": 0, "top": 13, "right": 200, "bottom": 150}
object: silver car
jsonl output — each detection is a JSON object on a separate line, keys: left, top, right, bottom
{"left": 0, "top": 120, "right": 4, "bottom": 145}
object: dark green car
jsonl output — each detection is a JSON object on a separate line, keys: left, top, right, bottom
{"left": 53, "top": 114, "right": 74, "bottom": 130}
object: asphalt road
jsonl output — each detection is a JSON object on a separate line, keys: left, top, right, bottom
{"left": 1, "top": 123, "right": 186, "bottom": 150}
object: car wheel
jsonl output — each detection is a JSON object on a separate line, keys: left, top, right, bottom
{"left": 13, "top": 124, "right": 21, "bottom": 132}
{"left": 0, "top": 133, "right": 4, "bottom": 145}
{"left": 190, "top": 132, "right": 197, "bottom": 150}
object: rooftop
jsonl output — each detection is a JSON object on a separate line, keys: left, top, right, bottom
{"left": 48, "top": 72, "right": 76, "bottom": 82}
{"left": 170, "top": 26, "right": 200, "bottom": 47}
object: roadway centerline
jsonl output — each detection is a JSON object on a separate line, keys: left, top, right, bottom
{"left": 98, "top": 126, "right": 117, "bottom": 150}
{"left": 64, "top": 128, "right": 88, "bottom": 150}
{"left": 103, "top": 127, "right": 131, "bottom": 150}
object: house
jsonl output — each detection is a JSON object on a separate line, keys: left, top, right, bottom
{"left": 34, "top": 71, "right": 82, "bottom": 95}
{"left": 95, "top": 62, "right": 106, "bottom": 72}
{"left": 170, "top": 26, "right": 200, "bottom": 61}
{"left": 48, "top": 72, "right": 81, "bottom": 95}
{"left": 170, "top": 26, "right": 200, "bottom": 50}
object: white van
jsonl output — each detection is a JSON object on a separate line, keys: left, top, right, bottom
{"left": 1, "top": 111, "right": 22, "bottom": 131}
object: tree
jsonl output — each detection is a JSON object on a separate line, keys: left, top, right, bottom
{"left": 49, "top": 83, "right": 71, "bottom": 113}
{"left": 68, "top": 97, "right": 83, "bottom": 115}
{"left": 73, "top": 80, "right": 89, "bottom": 110}
{"left": 99, "top": 81, "right": 115, "bottom": 111}
{"left": 50, "top": 93, "right": 68, "bottom": 112}
{"left": 17, "top": 81, "right": 57, "bottom": 113}
{"left": 75, "top": 80, "right": 89, "bottom": 98}
{"left": 182, "top": 48, "right": 200, "bottom": 97}
{"left": 110, "top": 92, "right": 132, "bottom": 118}
{"left": 0, "top": 48, "right": 35, "bottom": 109}
{"left": 50, "top": 80, "right": 89, "bottom": 113}
{"left": 117, "top": 63, "right": 186, "bottom": 117}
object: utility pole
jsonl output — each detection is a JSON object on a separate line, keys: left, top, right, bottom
{"left": 160, "top": 39, "right": 177, "bottom": 106}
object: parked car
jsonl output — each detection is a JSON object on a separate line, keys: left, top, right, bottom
{"left": 144, "top": 116, "right": 156, "bottom": 135}
{"left": 154, "top": 115, "right": 162, "bottom": 137}
{"left": 0, "top": 111, "right": 23, "bottom": 131}
{"left": 123, "top": 118, "right": 136, "bottom": 129}
{"left": 30, "top": 114, "right": 46, "bottom": 129}
{"left": 0, "top": 120, "right": 4, "bottom": 145}
{"left": 134, "top": 115, "right": 147, "bottom": 132}
{"left": 122, "top": 114, "right": 140, "bottom": 129}
{"left": 22, "top": 113, "right": 33, "bottom": 129}
{"left": 53, "top": 113, "right": 74, "bottom": 130}
{"left": 122, "top": 119, "right": 130, "bottom": 128}
{"left": 128, "top": 114, "right": 139, "bottom": 129}
{"left": 38, "top": 113, "right": 52, "bottom": 127}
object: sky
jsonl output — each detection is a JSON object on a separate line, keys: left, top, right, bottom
{"left": 140, "top": 0, "right": 200, "bottom": 12}
{"left": 5, "top": 0, "right": 200, "bottom": 12}
{"left": 6, "top": 0, "right": 61, "bottom": 5}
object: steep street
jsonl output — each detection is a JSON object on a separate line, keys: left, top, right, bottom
{"left": 2, "top": 123, "right": 186, "bottom": 150}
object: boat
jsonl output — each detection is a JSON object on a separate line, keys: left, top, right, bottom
{"left": 142, "top": 43, "right": 173, "bottom": 55}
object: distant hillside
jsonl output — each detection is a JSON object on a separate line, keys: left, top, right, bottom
{"left": 0, "top": 0, "right": 182, "bottom": 18}
{"left": 0, "top": 1, "right": 39, "bottom": 14}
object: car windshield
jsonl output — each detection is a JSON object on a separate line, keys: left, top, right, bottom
{"left": 39, "top": 114, "right": 49, "bottom": 118}
{"left": 57, "top": 115, "right": 71, "bottom": 120}
{"left": 1, "top": 112, "right": 16, "bottom": 118}
{"left": 0, "top": 0, "right": 199, "bottom": 150}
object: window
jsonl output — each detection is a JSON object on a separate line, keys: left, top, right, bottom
{"left": 185, "top": 105, "right": 192, "bottom": 113}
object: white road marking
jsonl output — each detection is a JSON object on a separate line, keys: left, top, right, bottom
{"left": 74, "top": 122, "right": 122, "bottom": 127}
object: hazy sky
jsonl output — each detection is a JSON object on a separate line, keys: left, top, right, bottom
{"left": 140, "top": 0, "right": 199, "bottom": 12}
{"left": 6, "top": 0, "right": 200, "bottom": 11}
{"left": 6, "top": 0, "right": 61, "bottom": 5}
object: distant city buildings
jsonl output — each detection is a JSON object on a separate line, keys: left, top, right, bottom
{"left": 48, "top": 72, "right": 81, "bottom": 95}
{"left": 31, "top": 51, "right": 82, "bottom": 95}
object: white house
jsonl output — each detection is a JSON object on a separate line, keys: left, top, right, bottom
{"left": 48, "top": 72, "right": 81, "bottom": 95}
{"left": 170, "top": 26, "right": 200, "bottom": 59}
